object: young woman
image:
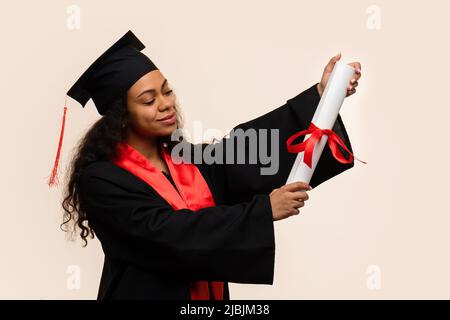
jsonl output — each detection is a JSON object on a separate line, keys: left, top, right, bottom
{"left": 52, "top": 30, "right": 361, "bottom": 300}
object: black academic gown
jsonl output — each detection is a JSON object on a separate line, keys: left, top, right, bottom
{"left": 78, "top": 83, "right": 354, "bottom": 300}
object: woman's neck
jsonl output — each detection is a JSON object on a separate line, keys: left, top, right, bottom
{"left": 125, "top": 130, "right": 159, "bottom": 162}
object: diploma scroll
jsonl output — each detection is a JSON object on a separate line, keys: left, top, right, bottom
{"left": 286, "top": 61, "right": 355, "bottom": 185}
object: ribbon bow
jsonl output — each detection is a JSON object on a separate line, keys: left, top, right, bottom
{"left": 286, "top": 122, "right": 366, "bottom": 168}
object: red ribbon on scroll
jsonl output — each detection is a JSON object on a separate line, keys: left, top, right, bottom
{"left": 286, "top": 122, "right": 366, "bottom": 168}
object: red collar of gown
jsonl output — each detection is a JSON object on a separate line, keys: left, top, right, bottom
{"left": 111, "top": 140, "right": 224, "bottom": 300}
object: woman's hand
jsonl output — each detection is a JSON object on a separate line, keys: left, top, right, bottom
{"left": 317, "top": 53, "right": 362, "bottom": 98}
{"left": 269, "top": 182, "right": 311, "bottom": 221}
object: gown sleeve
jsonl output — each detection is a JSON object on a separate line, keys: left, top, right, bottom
{"left": 79, "top": 168, "right": 275, "bottom": 284}
{"left": 194, "top": 83, "right": 355, "bottom": 205}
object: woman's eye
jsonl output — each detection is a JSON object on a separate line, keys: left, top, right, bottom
{"left": 143, "top": 91, "right": 172, "bottom": 105}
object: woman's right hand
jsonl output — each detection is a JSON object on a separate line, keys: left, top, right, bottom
{"left": 269, "top": 182, "right": 311, "bottom": 221}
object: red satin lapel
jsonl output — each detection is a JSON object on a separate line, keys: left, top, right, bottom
{"left": 161, "top": 146, "right": 216, "bottom": 211}
{"left": 112, "top": 142, "right": 186, "bottom": 209}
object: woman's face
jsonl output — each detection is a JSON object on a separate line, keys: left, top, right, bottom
{"left": 126, "top": 70, "right": 177, "bottom": 139}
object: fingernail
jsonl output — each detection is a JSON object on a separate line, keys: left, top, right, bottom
{"left": 308, "top": 186, "right": 312, "bottom": 190}
{"left": 351, "top": 79, "right": 355, "bottom": 83}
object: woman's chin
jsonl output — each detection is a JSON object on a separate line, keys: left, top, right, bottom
{"left": 158, "top": 126, "right": 177, "bottom": 138}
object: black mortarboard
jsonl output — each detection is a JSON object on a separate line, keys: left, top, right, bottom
{"left": 67, "top": 30, "right": 158, "bottom": 115}
{"left": 48, "top": 30, "right": 158, "bottom": 187}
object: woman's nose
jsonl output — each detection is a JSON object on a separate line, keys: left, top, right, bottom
{"left": 158, "top": 99, "right": 172, "bottom": 112}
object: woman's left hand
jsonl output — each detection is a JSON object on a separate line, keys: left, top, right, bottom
{"left": 316, "top": 53, "right": 362, "bottom": 98}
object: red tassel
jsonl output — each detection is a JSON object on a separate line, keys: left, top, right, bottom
{"left": 48, "top": 99, "right": 68, "bottom": 188}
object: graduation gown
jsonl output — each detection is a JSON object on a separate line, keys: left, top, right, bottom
{"left": 78, "top": 83, "right": 355, "bottom": 300}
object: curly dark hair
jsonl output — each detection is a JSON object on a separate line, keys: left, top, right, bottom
{"left": 61, "top": 93, "right": 184, "bottom": 247}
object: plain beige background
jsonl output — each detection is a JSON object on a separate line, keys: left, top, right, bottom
{"left": 1, "top": 0, "right": 449, "bottom": 299}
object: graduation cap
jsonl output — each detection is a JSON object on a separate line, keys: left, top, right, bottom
{"left": 48, "top": 30, "right": 159, "bottom": 187}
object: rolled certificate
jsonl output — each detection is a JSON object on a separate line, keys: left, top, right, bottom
{"left": 286, "top": 61, "right": 355, "bottom": 184}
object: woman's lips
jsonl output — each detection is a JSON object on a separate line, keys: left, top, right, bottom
{"left": 158, "top": 113, "right": 176, "bottom": 125}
